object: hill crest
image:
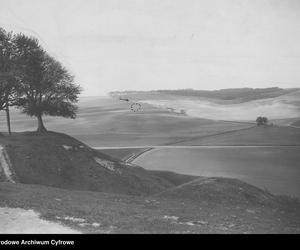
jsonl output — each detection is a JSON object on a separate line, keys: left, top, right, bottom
{"left": 110, "top": 87, "right": 300, "bottom": 102}
{"left": 0, "top": 132, "right": 175, "bottom": 195}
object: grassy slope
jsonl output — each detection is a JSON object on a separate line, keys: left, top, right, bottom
{"left": 71, "top": 105, "right": 252, "bottom": 146}
{"left": 111, "top": 88, "right": 300, "bottom": 104}
{"left": 1, "top": 89, "right": 298, "bottom": 147}
{"left": 112, "top": 89, "right": 300, "bottom": 122}
{"left": 291, "top": 120, "right": 300, "bottom": 127}
{"left": 0, "top": 96, "right": 252, "bottom": 147}
{"left": 0, "top": 132, "right": 177, "bottom": 195}
{"left": 99, "top": 148, "right": 151, "bottom": 162}
{"left": 0, "top": 181, "right": 299, "bottom": 233}
{"left": 98, "top": 125, "right": 300, "bottom": 165}
{"left": 175, "top": 126, "right": 300, "bottom": 146}
{"left": 0, "top": 92, "right": 298, "bottom": 232}
{"left": 149, "top": 170, "right": 198, "bottom": 186}
{"left": 1, "top": 132, "right": 299, "bottom": 233}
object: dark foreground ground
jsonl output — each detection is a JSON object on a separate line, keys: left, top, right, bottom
{"left": 1, "top": 131, "right": 300, "bottom": 233}
{"left": 1, "top": 180, "right": 299, "bottom": 234}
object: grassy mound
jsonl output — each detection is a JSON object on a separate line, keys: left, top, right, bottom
{"left": 1, "top": 182, "right": 299, "bottom": 233}
{"left": 155, "top": 177, "right": 283, "bottom": 207}
{"left": 0, "top": 132, "right": 175, "bottom": 195}
{"left": 1, "top": 131, "right": 300, "bottom": 233}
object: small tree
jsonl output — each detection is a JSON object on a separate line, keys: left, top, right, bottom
{"left": 256, "top": 116, "right": 268, "bottom": 126}
{"left": 13, "top": 34, "right": 81, "bottom": 132}
{"left": 256, "top": 116, "right": 262, "bottom": 126}
{"left": 261, "top": 117, "right": 268, "bottom": 125}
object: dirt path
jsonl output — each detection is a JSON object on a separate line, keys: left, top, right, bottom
{"left": 0, "top": 207, "right": 81, "bottom": 234}
{"left": 123, "top": 148, "right": 153, "bottom": 163}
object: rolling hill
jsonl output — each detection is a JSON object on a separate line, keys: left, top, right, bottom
{"left": 110, "top": 87, "right": 300, "bottom": 103}
{"left": 0, "top": 131, "right": 177, "bottom": 195}
{"left": 110, "top": 88, "right": 300, "bottom": 122}
{"left": 1, "top": 178, "right": 299, "bottom": 233}
{"left": 0, "top": 96, "right": 252, "bottom": 147}
{"left": 174, "top": 126, "right": 300, "bottom": 146}
{"left": 0, "top": 87, "right": 299, "bottom": 148}
{"left": 0, "top": 132, "right": 300, "bottom": 233}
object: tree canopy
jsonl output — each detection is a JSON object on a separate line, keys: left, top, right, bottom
{"left": 256, "top": 116, "right": 268, "bottom": 126}
{"left": 0, "top": 28, "right": 81, "bottom": 133}
{"left": 0, "top": 28, "right": 16, "bottom": 110}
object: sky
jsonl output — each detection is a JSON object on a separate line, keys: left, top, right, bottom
{"left": 0, "top": 0, "right": 300, "bottom": 96}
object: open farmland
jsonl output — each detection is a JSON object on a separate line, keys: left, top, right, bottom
{"left": 0, "top": 96, "right": 252, "bottom": 147}
{"left": 131, "top": 126, "right": 300, "bottom": 198}
{"left": 133, "top": 146, "right": 300, "bottom": 198}
{"left": 114, "top": 89, "right": 300, "bottom": 122}
{"left": 174, "top": 126, "right": 300, "bottom": 146}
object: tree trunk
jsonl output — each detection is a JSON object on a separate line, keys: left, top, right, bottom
{"left": 5, "top": 102, "right": 11, "bottom": 136}
{"left": 36, "top": 114, "right": 47, "bottom": 133}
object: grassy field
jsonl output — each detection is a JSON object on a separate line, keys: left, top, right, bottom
{"left": 1, "top": 181, "right": 299, "bottom": 234}
{"left": 175, "top": 126, "right": 300, "bottom": 146}
{"left": 111, "top": 88, "right": 300, "bottom": 104}
{"left": 0, "top": 96, "right": 253, "bottom": 147}
{"left": 133, "top": 146, "right": 300, "bottom": 198}
{"left": 130, "top": 126, "right": 300, "bottom": 198}
{"left": 0, "top": 93, "right": 299, "bottom": 233}
{"left": 1, "top": 131, "right": 300, "bottom": 233}
{"left": 292, "top": 120, "right": 300, "bottom": 127}
{"left": 112, "top": 89, "right": 300, "bottom": 121}
{"left": 0, "top": 132, "right": 180, "bottom": 195}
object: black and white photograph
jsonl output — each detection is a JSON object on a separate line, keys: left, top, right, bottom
{"left": 0, "top": 0, "right": 300, "bottom": 236}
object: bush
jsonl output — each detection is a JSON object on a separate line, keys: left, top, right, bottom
{"left": 256, "top": 116, "right": 268, "bottom": 126}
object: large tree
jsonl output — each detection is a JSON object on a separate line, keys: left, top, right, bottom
{"left": 0, "top": 28, "right": 18, "bottom": 135}
{"left": 13, "top": 33, "right": 81, "bottom": 132}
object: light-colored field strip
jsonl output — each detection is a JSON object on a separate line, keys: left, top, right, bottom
{"left": 289, "top": 125, "right": 300, "bottom": 129}
{"left": 95, "top": 145, "right": 300, "bottom": 164}
{"left": 0, "top": 207, "right": 81, "bottom": 234}
{"left": 0, "top": 145, "right": 16, "bottom": 183}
